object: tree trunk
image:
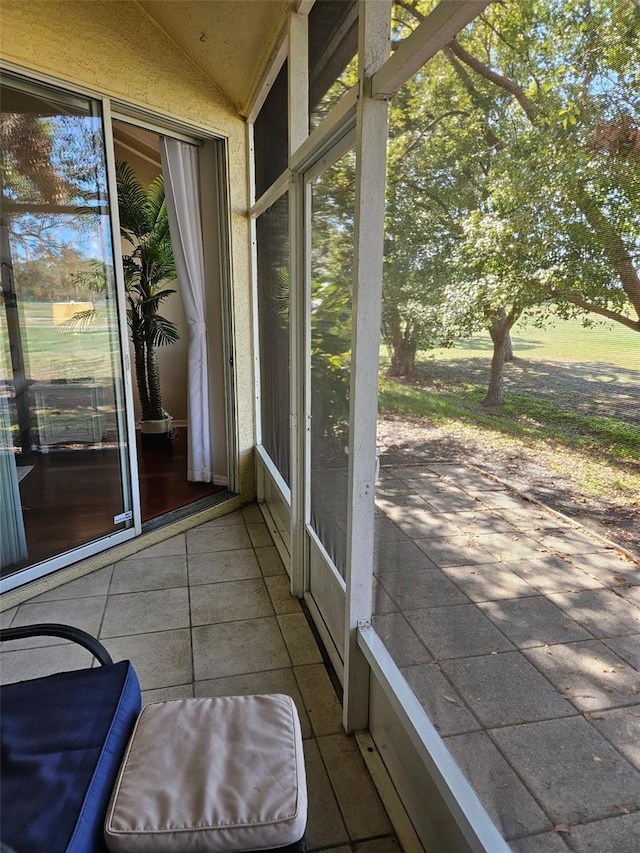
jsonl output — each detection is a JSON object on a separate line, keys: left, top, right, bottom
{"left": 388, "top": 335, "right": 417, "bottom": 376}
{"left": 145, "top": 345, "right": 164, "bottom": 421}
{"left": 133, "top": 332, "right": 151, "bottom": 421}
{"left": 482, "top": 310, "right": 517, "bottom": 407}
{"left": 503, "top": 331, "right": 514, "bottom": 362}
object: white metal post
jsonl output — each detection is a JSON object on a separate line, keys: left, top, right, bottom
{"left": 343, "top": 0, "right": 392, "bottom": 734}
{"left": 288, "top": 11, "right": 309, "bottom": 597}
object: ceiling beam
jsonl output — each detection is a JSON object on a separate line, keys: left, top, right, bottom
{"left": 371, "top": 0, "right": 491, "bottom": 99}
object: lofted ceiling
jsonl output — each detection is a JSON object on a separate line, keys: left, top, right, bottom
{"left": 135, "top": 0, "right": 295, "bottom": 114}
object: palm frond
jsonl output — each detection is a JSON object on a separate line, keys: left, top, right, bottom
{"left": 116, "top": 160, "right": 149, "bottom": 237}
{"left": 57, "top": 309, "right": 98, "bottom": 333}
{"left": 116, "top": 159, "right": 180, "bottom": 418}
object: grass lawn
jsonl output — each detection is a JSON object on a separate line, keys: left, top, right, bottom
{"left": 18, "top": 302, "right": 117, "bottom": 383}
{"left": 378, "top": 316, "right": 640, "bottom": 537}
{"left": 427, "top": 315, "right": 639, "bottom": 370}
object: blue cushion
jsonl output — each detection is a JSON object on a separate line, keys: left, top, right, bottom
{"left": 1, "top": 661, "right": 141, "bottom": 853}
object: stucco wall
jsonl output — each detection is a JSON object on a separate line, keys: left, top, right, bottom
{"left": 1, "top": 0, "right": 255, "bottom": 494}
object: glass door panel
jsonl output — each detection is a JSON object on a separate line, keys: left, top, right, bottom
{"left": 308, "top": 147, "right": 355, "bottom": 577}
{"left": 256, "top": 192, "right": 290, "bottom": 486}
{"left": 304, "top": 145, "right": 355, "bottom": 670}
{"left": 1, "top": 77, "right": 135, "bottom": 583}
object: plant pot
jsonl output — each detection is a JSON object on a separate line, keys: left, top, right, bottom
{"left": 139, "top": 415, "right": 174, "bottom": 451}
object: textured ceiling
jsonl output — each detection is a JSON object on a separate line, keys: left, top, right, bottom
{"left": 136, "top": 0, "right": 294, "bottom": 114}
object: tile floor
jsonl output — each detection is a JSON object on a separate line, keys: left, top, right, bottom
{"left": 0, "top": 503, "right": 400, "bottom": 853}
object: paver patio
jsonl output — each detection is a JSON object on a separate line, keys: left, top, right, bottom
{"left": 372, "top": 462, "right": 640, "bottom": 852}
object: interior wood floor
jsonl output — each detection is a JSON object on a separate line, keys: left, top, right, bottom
{"left": 137, "top": 432, "right": 225, "bottom": 521}
{"left": 4, "top": 435, "right": 224, "bottom": 577}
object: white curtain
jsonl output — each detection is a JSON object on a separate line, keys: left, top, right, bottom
{"left": 161, "top": 138, "right": 212, "bottom": 482}
{"left": 0, "top": 393, "right": 27, "bottom": 569}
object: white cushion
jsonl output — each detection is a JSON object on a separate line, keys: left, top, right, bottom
{"left": 104, "top": 695, "right": 307, "bottom": 852}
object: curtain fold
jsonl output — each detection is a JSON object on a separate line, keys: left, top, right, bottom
{"left": 0, "top": 393, "right": 27, "bottom": 569}
{"left": 161, "top": 139, "right": 212, "bottom": 482}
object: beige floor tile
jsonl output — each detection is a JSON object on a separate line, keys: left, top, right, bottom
{"left": 8, "top": 596, "right": 107, "bottom": 648}
{"left": 246, "top": 521, "right": 274, "bottom": 548}
{"left": 0, "top": 607, "right": 17, "bottom": 628}
{"left": 194, "top": 667, "right": 312, "bottom": 739}
{"left": 255, "top": 546, "right": 287, "bottom": 576}
{"left": 318, "top": 734, "right": 393, "bottom": 840}
{"left": 190, "top": 579, "right": 274, "bottom": 625}
{"left": 136, "top": 534, "right": 186, "bottom": 558}
{"left": 30, "top": 565, "right": 114, "bottom": 601}
{"left": 101, "top": 628, "right": 192, "bottom": 691}
{"left": 265, "top": 575, "right": 303, "bottom": 614}
{"left": 354, "top": 839, "right": 403, "bottom": 853}
{"left": 0, "top": 643, "right": 93, "bottom": 684}
{"left": 101, "top": 588, "right": 189, "bottom": 638}
{"left": 110, "top": 556, "right": 187, "bottom": 594}
{"left": 142, "top": 683, "right": 194, "bottom": 703}
{"left": 192, "top": 617, "right": 291, "bottom": 681}
{"left": 186, "top": 523, "right": 252, "bottom": 554}
{"left": 188, "top": 549, "right": 261, "bottom": 585}
{"left": 295, "top": 664, "right": 343, "bottom": 737}
{"left": 200, "top": 510, "right": 246, "bottom": 527}
{"left": 241, "top": 504, "right": 265, "bottom": 523}
{"left": 304, "top": 739, "right": 350, "bottom": 850}
{"left": 279, "top": 613, "right": 323, "bottom": 666}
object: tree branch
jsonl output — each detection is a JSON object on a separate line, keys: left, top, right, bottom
{"left": 572, "top": 186, "right": 640, "bottom": 318}
{"left": 547, "top": 289, "right": 640, "bottom": 332}
{"left": 443, "top": 46, "right": 506, "bottom": 151}
{"left": 402, "top": 110, "right": 470, "bottom": 157}
{"left": 447, "top": 38, "right": 537, "bottom": 124}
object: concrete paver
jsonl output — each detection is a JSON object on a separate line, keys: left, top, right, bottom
{"left": 603, "top": 634, "right": 640, "bottom": 669}
{"left": 440, "top": 651, "right": 576, "bottom": 727}
{"left": 524, "top": 640, "right": 640, "bottom": 712}
{"left": 404, "top": 602, "right": 515, "bottom": 659}
{"left": 401, "top": 662, "right": 481, "bottom": 736}
{"left": 440, "top": 562, "right": 539, "bottom": 602}
{"left": 373, "top": 461, "right": 640, "bottom": 848}
{"left": 491, "top": 717, "right": 640, "bottom": 824}
{"left": 444, "top": 730, "right": 552, "bottom": 840}
{"left": 548, "top": 589, "right": 640, "bottom": 638}
{"left": 509, "top": 555, "right": 605, "bottom": 594}
{"left": 567, "top": 812, "right": 640, "bottom": 853}
{"left": 477, "top": 595, "right": 593, "bottom": 648}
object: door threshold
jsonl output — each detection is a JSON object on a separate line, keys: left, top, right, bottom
{"left": 142, "top": 491, "right": 236, "bottom": 533}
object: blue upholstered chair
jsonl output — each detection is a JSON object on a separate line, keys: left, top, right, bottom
{"left": 0, "top": 624, "right": 142, "bottom": 853}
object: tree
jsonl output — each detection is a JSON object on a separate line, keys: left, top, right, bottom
{"left": 383, "top": 0, "right": 639, "bottom": 404}
{"left": 116, "top": 160, "right": 179, "bottom": 423}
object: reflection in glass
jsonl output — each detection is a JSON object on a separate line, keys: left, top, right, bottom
{"left": 1, "top": 77, "right": 133, "bottom": 577}
{"left": 309, "top": 149, "right": 356, "bottom": 576}
{"left": 256, "top": 194, "right": 290, "bottom": 485}
{"left": 308, "top": 0, "right": 358, "bottom": 130}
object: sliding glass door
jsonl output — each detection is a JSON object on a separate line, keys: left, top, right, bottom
{"left": 304, "top": 140, "right": 356, "bottom": 672}
{"left": 1, "top": 75, "right": 137, "bottom": 589}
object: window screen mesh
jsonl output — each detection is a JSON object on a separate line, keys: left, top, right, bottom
{"left": 254, "top": 61, "right": 288, "bottom": 200}
{"left": 256, "top": 193, "right": 290, "bottom": 485}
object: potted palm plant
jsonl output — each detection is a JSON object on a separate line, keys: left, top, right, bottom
{"left": 116, "top": 160, "right": 180, "bottom": 449}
